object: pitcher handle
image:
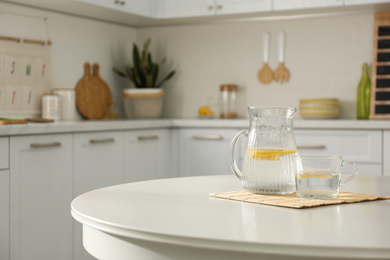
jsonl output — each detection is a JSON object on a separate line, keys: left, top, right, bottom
{"left": 340, "top": 160, "right": 359, "bottom": 186}
{"left": 229, "top": 130, "right": 247, "bottom": 180}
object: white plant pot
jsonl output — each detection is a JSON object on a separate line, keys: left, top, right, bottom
{"left": 122, "top": 88, "right": 164, "bottom": 119}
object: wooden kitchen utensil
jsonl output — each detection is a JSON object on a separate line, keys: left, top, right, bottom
{"left": 92, "top": 63, "right": 112, "bottom": 107}
{"left": 257, "top": 32, "right": 274, "bottom": 84}
{"left": 274, "top": 31, "right": 290, "bottom": 83}
{"left": 26, "top": 118, "right": 55, "bottom": 123}
{"left": 0, "top": 118, "right": 28, "bottom": 125}
{"left": 75, "top": 62, "right": 112, "bottom": 119}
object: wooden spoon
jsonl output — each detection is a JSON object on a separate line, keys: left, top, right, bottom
{"left": 257, "top": 32, "right": 274, "bottom": 84}
{"left": 274, "top": 31, "right": 290, "bottom": 83}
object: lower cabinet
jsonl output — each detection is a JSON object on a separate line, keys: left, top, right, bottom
{"left": 295, "top": 129, "right": 383, "bottom": 175}
{"left": 384, "top": 130, "right": 390, "bottom": 176}
{"left": 10, "top": 134, "right": 73, "bottom": 260}
{"left": 0, "top": 169, "right": 9, "bottom": 260}
{"left": 124, "top": 129, "right": 172, "bottom": 183}
{"left": 178, "top": 128, "right": 243, "bottom": 177}
{"left": 0, "top": 137, "right": 9, "bottom": 260}
{"left": 73, "top": 131, "right": 124, "bottom": 260}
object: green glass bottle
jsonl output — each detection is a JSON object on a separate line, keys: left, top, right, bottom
{"left": 357, "top": 63, "right": 371, "bottom": 120}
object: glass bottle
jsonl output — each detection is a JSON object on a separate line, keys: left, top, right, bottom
{"left": 356, "top": 63, "right": 371, "bottom": 120}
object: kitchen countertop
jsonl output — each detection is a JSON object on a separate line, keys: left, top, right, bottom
{"left": 1, "top": 118, "right": 390, "bottom": 136}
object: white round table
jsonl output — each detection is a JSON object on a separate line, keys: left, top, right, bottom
{"left": 71, "top": 175, "right": 390, "bottom": 260}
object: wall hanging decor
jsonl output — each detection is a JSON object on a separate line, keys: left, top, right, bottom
{"left": 0, "top": 11, "right": 52, "bottom": 117}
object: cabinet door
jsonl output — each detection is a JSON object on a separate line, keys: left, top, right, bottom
{"left": 161, "top": 0, "right": 215, "bottom": 18}
{"left": 124, "top": 129, "right": 172, "bottom": 183}
{"left": 73, "top": 131, "right": 124, "bottom": 260}
{"left": 0, "top": 170, "right": 9, "bottom": 260}
{"left": 273, "top": 0, "right": 344, "bottom": 11}
{"left": 345, "top": 0, "right": 390, "bottom": 5}
{"left": 384, "top": 130, "right": 390, "bottom": 176}
{"left": 295, "top": 129, "right": 382, "bottom": 175}
{"left": 0, "top": 137, "right": 9, "bottom": 169}
{"left": 178, "top": 128, "right": 242, "bottom": 177}
{"left": 10, "top": 134, "right": 73, "bottom": 260}
{"left": 216, "top": 0, "right": 272, "bottom": 15}
{"left": 73, "top": 131, "right": 124, "bottom": 196}
{"left": 74, "top": 0, "right": 152, "bottom": 16}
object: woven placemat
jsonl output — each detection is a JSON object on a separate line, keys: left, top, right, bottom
{"left": 209, "top": 190, "right": 389, "bottom": 209}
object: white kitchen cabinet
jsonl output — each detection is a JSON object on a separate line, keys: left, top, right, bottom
{"left": 295, "top": 129, "right": 383, "bottom": 175}
{"left": 0, "top": 137, "right": 9, "bottom": 260}
{"left": 178, "top": 128, "right": 242, "bottom": 177}
{"left": 10, "top": 134, "right": 73, "bottom": 260}
{"left": 73, "top": 131, "right": 124, "bottom": 260}
{"left": 74, "top": 0, "right": 152, "bottom": 17}
{"left": 345, "top": 0, "right": 390, "bottom": 5}
{"left": 160, "top": 0, "right": 214, "bottom": 18}
{"left": 384, "top": 130, "right": 390, "bottom": 176}
{"left": 0, "top": 168, "right": 9, "bottom": 260}
{"left": 160, "top": 0, "right": 272, "bottom": 18}
{"left": 216, "top": 0, "right": 272, "bottom": 15}
{"left": 273, "top": 0, "right": 344, "bottom": 11}
{"left": 123, "top": 129, "right": 172, "bottom": 182}
{"left": 73, "top": 131, "right": 124, "bottom": 195}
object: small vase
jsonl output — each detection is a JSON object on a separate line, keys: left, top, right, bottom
{"left": 122, "top": 88, "right": 164, "bottom": 119}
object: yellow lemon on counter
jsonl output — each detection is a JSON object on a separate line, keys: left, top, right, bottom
{"left": 198, "top": 106, "right": 215, "bottom": 116}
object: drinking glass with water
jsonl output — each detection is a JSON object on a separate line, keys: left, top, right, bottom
{"left": 295, "top": 155, "right": 359, "bottom": 199}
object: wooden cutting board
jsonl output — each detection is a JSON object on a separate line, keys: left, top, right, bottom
{"left": 0, "top": 118, "right": 28, "bottom": 125}
{"left": 75, "top": 62, "right": 112, "bottom": 119}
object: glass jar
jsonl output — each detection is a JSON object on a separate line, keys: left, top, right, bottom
{"left": 106, "top": 102, "right": 119, "bottom": 119}
{"left": 220, "top": 84, "right": 238, "bottom": 118}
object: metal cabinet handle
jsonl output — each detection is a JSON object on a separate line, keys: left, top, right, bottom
{"left": 89, "top": 138, "right": 115, "bottom": 144}
{"left": 216, "top": 4, "right": 223, "bottom": 9}
{"left": 297, "top": 145, "right": 326, "bottom": 149}
{"left": 193, "top": 135, "right": 223, "bottom": 140}
{"left": 207, "top": 4, "right": 213, "bottom": 10}
{"left": 138, "top": 135, "right": 159, "bottom": 141}
{"left": 30, "top": 142, "right": 61, "bottom": 149}
{"left": 114, "top": 0, "right": 125, "bottom": 5}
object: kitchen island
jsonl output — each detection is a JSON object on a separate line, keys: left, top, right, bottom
{"left": 71, "top": 174, "right": 390, "bottom": 260}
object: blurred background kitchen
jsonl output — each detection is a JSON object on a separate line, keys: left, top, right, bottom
{"left": 1, "top": 0, "right": 387, "bottom": 120}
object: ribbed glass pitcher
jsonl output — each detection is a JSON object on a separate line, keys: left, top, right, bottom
{"left": 230, "top": 107, "right": 298, "bottom": 194}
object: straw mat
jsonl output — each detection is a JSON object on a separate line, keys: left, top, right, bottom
{"left": 209, "top": 190, "right": 389, "bottom": 209}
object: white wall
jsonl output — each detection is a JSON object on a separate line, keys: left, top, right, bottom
{"left": 139, "top": 13, "right": 374, "bottom": 119}
{"left": 0, "top": 2, "right": 137, "bottom": 118}
{"left": 0, "top": 2, "right": 374, "bottom": 119}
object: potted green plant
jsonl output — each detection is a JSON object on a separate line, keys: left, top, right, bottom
{"left": 113, "top": 38, "right": 176, "bottom": 118}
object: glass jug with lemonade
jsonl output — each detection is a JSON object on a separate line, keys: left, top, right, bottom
{"left": 230, "top": 106, "right": 298, "bottom": 194}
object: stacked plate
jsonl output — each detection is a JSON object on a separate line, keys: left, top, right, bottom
{"left": 299, "top": 98, "right": 340, "bottom": 119}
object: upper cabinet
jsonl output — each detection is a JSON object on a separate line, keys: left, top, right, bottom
{"left": 74, "top": 0, "right": 153, "bottom": 17}
{"left": 273, "top": 0, "right": 344, "bottom": 11}
{"left": 3, "top": 0, "right": 390, "bottom": 26}
{"left": 217, "top": 0, "right": 272, "bottom": 15}
{"left": 159, "top": 0, "right": 272, "bottom": 19}
{"left": 158, "top": 0, "right": 214, "bottom": 18}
